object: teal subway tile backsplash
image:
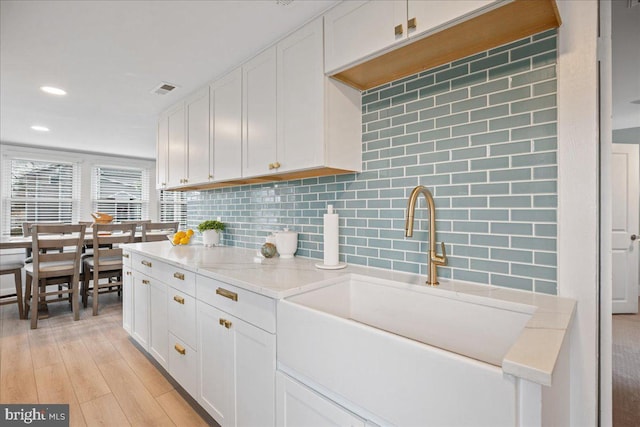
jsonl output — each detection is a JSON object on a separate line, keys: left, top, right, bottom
{"left": 187, "top": 30, "right": 558, "bottom": 294}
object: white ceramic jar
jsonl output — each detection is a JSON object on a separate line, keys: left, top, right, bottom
{"left": 275, "top": 228, "right": 298, "bottom": 258}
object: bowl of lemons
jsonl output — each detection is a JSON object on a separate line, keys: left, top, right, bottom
{"left": 168, "top": 229, "right": 194, "bottom": 246}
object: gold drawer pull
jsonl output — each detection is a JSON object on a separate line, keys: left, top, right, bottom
{"left": 173, "top": 295, "right": 185, "bottom": 304}
{"left": 142, "top": 279, "right": 150, "bottom": 285}
{"left": 394, "top": 24, "right": 403, "bottom": 35}
{"left": 408, "top": 17, "right": 417, "bottom": 30}
{"left": 173, "top": 272, "right": 185, "bottom": 280}
{"left": 216, "top": 287, "right": 238, "bottom": 301}
{"left": 141, "top": 260, "right": 152, "bottom": 267}
{"left": 219, "top": 318, "right": 232, "bottom": 329}
{"left": 122, "top": 253, "right": 130, "bottom": 258}
{"left": 174, "top": 344, "right": 186, "bottom": 355}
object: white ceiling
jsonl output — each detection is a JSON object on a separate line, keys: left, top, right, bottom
{"left": 0, "top": 0, "right": 338, "bottom": 159}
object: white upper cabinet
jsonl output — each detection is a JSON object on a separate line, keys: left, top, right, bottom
{"left": 185, "top": 87, "right": 212, "bottom": 185}
{"left": 276, "top": 18, "right": 325, "bottom": 173}
{"left": 407, "top": 1, "right": 494, "bottom": 38}
{"left": 211, "top": 68, "right": 243, "bottom": 182}
{"left": 156, "top": 113, "right": 169, "bottom": 190}
{"left": 242, "top": 47, "right": 278, "bottom": 178}
{"left": 325, "top": 0, "right": 495, "bottom": 74}
{"left": 166, "top": 103, "right": 186, "bottom": 188}
{"left": 324, "top": 1, "right": 406, "bottom": 73}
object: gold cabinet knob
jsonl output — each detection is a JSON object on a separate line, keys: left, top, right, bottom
{"left": 408, "top": 17, "right": 417, "bottom": 30}
{"left": 173, "top": 295, "right": 185, "bottom": 304}
{"left": 174, "top": 344, "right": 186, "bottom": 355}
{"left": 142, "top": 279, "right": 150, "bottom": 285}
{"left": 272, "top": 161, "right": 281, "bottom": 169}
{"left": 394, "top": 24, "right": 403, "bottom": 35}
{"left": 268, "top": 163, "right": 275, "bottom": 170}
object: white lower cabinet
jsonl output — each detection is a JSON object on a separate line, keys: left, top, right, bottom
{"left": 169, "top": 333, "right": 198, "bottom": 397}
{"left": 132, "top": 274, "right": 150, "bottom": 350}
{"left": 276, "top": 372, "right": 365, "bottom": 427}
{"left": 196, "top": 300, "right": 276, "bottom": 427}
{"left": 149, "top": 278, "right": 168, "bottom": 368}
{"left": 122, "top": 265, "right": 133, "bottom": 334}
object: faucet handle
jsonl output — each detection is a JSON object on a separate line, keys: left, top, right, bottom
{"left": 432, "top": 242, "right": 447, "bottom": 266}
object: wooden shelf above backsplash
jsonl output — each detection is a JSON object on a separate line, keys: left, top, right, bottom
{"left": 330, "top": 0, "right": 561, "bottom": 91}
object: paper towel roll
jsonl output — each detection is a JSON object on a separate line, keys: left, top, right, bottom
{"left": 323, "top": 207, "right": 339, "bottom": 266}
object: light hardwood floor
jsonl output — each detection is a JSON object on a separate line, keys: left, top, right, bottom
{"left": 0, "top": 293, "right": 214, "bottom": 427}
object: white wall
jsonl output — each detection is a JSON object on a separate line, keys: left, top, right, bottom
{"left": 557, "top": 1, "right": 601, "bottom": 426}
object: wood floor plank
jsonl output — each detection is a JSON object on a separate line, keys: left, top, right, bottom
{"left": 58, "top": 339, "right": 111, "bottom": 403}
{"left": 29, "top": 328, "right": 63, "bottom": 370}
{"left": 156, "top": 390, "right": 209, "bottom": 427}
{"left": 35, "top": 363, "right": 87, "bottom": 427}
{"left": 80, "top": 393, "right": 131, "bottom": 427}
{"left": 112, "top": 336, "right": 174, "bottom": 397}
{"left": 83, "top": 337, "right": 122, "bottom": 366}
{"left": 0, "top": 368, "right": 39, "bottom": 403}
{"left": 97, "top": 358, "right": 175, "bottom": 426}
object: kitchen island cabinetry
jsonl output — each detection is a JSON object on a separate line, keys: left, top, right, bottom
{"left": 148, "top": 276, "right": 168, "bottom": 369}
{"left": 122, "top": 252, "right": 133, "bottom": 333}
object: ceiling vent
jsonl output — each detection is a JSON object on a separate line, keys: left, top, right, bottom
{"left": 276, "top": 0, "right": 294, "bottom": 6}
{"left": 151, "top": 82, "right": 179, "bottom": 95}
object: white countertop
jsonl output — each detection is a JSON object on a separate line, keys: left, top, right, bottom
{"left": 123, "top": 241, "right": 575, "bottom": 387}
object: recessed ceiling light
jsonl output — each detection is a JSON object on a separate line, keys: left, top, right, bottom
{"left": 31, "top": 125, "right": 50, "bottom": 132}
{"left": 40, "top": 86, "right": 67, "bottom": 96}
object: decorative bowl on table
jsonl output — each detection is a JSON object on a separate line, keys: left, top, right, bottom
{"left": 91, "top": 212, "right": 114, "bottom": 224}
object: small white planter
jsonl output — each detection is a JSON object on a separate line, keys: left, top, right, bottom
{"left": 202, "top": 229, "right": 221, "bottom": 247}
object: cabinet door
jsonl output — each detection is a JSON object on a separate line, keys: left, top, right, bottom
{"left": 149, "top": 278, "right": 168, "bottom": 369}
{"left": 167, "top": 104, "right": 186, "bottom": 187}
{"left": 243, "top": 46, "right": 277, "bottom": 178}
{"left": 324, "top": 0, "right": 407, "bottom": 73}
{"left": 211, "top": 68, "right": 242, "bottom": 181}
{"left": 132, "top": 275, "right": 150, "bottom": 350}
{"left": 276, "top": 371, "right": 365, "bottom": 427}
{"left": 122, "top": 266, "right": 133, "bottom": 334}
{"left": 231, "top": 317, "right": 276, "bottom": 427}
{"left": 196, "top": 301, "right": 229, "bottom": 426}
{"left": 185, "top": 87, "right": 211, "bottom": 185}
{"left": 407, "top": 0, "right": 495, "bottom": 38}
{"left": 156, "top": 114, "right": 169, "bottom": 189}
{"left": 168, "top": 288, "right": 196, "bottom": 349}
{"left": 168, "top": 333, "right": 198, "bottom": 398}
{"left": 277, "top": 18, "right": 324, "bottom": 173}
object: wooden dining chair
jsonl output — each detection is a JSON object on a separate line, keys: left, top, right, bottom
{"left": 24, "top": 224, "right": 86, "bottom": 329}
{"left": 0, "top": 260, "right": 25, "bottom": 319}
{"left": 122, "top": 219, "right": 151, "bottom": 232}
{"left": 142, "top": 221, "right": 179, "bottom": 242}
{"left": 81, "top": 223, "right": 135, "bottom": 315}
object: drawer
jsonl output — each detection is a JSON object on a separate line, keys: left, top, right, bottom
{"left": 196, "top": 275, "right": 276, "bottom": 333}
{"left": 168, "top": 288, "right": 197, "bottom": 349}
{"left": 132, "top": 252, "right": 155, "bottom": 277}
{"left": 168, "top": 333, "right": 198, "bottom": 398}
{"left": 156, "top": 262, "right": 196, "bottom": 297}
{"left": 122, "top": 250, "right": 132, "bottom": 267}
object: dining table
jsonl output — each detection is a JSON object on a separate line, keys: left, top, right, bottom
{"left": 0, "top": 231, "right": 170, "bottom": 250}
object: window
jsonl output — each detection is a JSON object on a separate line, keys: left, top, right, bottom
{"left": 2, "top": 158, "right": 78, "bottom": 236}
{"left": 92, "top": 166, "right": 149, "bottom": 222}
{"left": 160, "top": 190, "right": 187, "bottom": 229}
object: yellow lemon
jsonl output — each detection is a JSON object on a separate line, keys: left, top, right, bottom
{"left": 175, "top": 230, "right": 186, "bottom": 239}
{"left": 186, "top": 229, "right": 194, "bottom": 237}
{"left": 180, "top": 237, "right": 190, "bottom": 245}
{"left": 172, "top": 236, "right": 181, "bottom": 245}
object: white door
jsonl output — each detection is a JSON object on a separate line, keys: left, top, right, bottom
{"left": 122, "top": 266, "right": 133, "bottom": 333}
{"left": 167, "top": 104, "right": 186, "bottom": 187}
{"left": 132, "top": 275, "right": 150, "bottom": 350}
{"left": 612, "top": 143, "right": 639, "bottom": 314}
{"left": 149, "top": 278, "right": 168, "bottom": 368}
{"left": 156, "top": 114, "right": 169, "bottom": 189}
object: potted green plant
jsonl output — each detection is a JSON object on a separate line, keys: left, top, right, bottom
{"left": 198, "top": 219, "right": 225, "bottom": 247}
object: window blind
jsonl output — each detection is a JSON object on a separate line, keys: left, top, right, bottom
{"left": 160, "top": 190, "right": 187, "bottom": 229}
{"left": 3, "top": 158, "right": 78, "bottom": 236}
{"left": 92, "top": 166, "right": 149, "bottom": 222}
